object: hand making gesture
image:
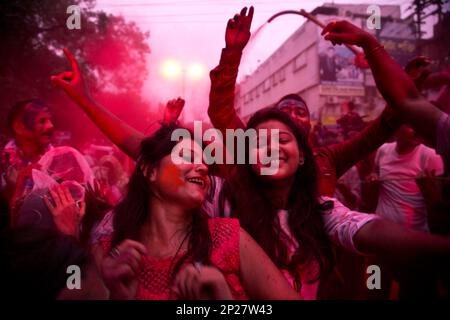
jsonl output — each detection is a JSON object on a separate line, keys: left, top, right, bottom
{"left": 225, "top": 6, "right": 254, "bottom": 51}
{"left": 321, "top": 20, "right": 375, "bottom": 49}
{"left": 51, "top": 48, "right": 91, "bottom": 104}
{"left": 163, "top": 97, "right": 185, "bottom": 124}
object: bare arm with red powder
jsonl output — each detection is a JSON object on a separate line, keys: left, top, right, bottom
{"left": 51, "top": 49, "right": 144, "bottom": 160}
{"left": 322, "top": 20, "right": 444, "bottom": 147}
{"left": 239, "top": 228, "right": 300, "bottom": 299}
{"left": 208, "top": 7, "right": 253, "bottom": 135}
{"left": 51, "top": 49, "right": 185, "bottom": 161}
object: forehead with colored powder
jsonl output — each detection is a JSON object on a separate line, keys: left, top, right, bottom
{"left": 277, "top": 99, "right": 309, "bottom": 115}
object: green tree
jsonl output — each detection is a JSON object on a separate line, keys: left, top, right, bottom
{"left": 0, "top": 0, "right": 153, "bottom": 145}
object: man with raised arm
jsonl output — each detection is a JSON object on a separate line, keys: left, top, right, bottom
{"left": 321, "top": 20, "right": 450, "bottom": 162}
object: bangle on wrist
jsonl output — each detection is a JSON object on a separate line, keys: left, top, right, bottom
{"left": 365, "top": 45, "right": 384, "bottom": 59}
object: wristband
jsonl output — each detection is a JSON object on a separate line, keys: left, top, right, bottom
{"left": 365, "top": 45, "right": 384, "bottom": 59}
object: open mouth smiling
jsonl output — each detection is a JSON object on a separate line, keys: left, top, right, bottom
{"left": 186, "top": 176, "right": 206, "bottom": 188}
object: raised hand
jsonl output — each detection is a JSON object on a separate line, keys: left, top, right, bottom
{"left": 51, "top": 48, "right": 91, "bottom": 104}
{"left": 321, "top": 20, "right": 375, "bottom": 48}
{"left": 43, "top": 184, "right": 86, "bottom": 238}
{"left": 9, "top": 163, "right": 42, "bottom": 223}
{"left": 172, "top": 264, "right": 233, "bottom": 300}
{"left": 163, "top": 97, "right": 185, "bottom": 124}
{"left": 225, "top": 6, "right": 254, "bottom": 51}
{"left": 101, "top": 239, "right": 147, "bottom": 300}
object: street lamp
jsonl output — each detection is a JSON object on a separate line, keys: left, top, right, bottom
{"left": 160, "top": 59, "right": 205, "bottom": 97}
{"left": 161, "top": 59, "right": 182, "bottom": 80}
{"left": 186, "top": 63, "right": 205, "bottom": 81}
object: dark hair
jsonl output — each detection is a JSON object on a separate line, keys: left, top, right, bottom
{"left": 219, "top": 107, "right": 334, "bottom": 287}
{"left": 0, "top": 226, "right": 89, "bottom": 299}
{"left": 7, "top": 98, "right": 48, "bottom": 135}
{"left": 111, "top": 124, "right": 213, "bottom": 279}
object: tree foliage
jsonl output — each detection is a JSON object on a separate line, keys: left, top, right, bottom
{"left": 0, "top": 0, "right": 153, "bottom": 145}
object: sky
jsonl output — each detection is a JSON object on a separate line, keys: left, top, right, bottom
{"left": 94, "top": 0, "right": 435, "bottom": 121}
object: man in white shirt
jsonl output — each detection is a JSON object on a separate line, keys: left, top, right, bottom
{"left": 375, "top": 125, "right": 444, "bottom": 232}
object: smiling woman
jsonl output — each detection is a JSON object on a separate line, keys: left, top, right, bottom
{"left": 170, "top": 121, "right": 282, "bottom": 175}
{"left": 94, "top": 123, "right": 299, "bottom": 300}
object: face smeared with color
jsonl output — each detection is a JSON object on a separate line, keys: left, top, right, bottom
{"left": 149, "top": 139, "right": 210, "bottom": 209}
{"left": 251, "top": 120, "right": 303, "bottom": 182}
{"left": 277, "top": 99, "right": 311, "bottom": 135}
{"left": 18, "top": 105, "right": 54, "bottom": 147}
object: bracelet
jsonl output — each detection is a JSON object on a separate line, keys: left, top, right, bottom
{"left": 365, "top": 45, "right": 384, "bottom": 59}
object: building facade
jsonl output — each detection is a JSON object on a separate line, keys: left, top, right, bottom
{"left": 236, "top": 3, "right": 417, "bottom": 125}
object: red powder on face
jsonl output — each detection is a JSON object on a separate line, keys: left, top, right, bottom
{"left": 160, "top": 163, "right": 184, "bottom": 190}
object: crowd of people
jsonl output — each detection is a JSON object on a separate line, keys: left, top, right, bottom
{"left": 1, "top": 6, "right": 450, "bottom": 300}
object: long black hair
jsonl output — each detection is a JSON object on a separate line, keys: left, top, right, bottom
{"left": 111, "top": 124, "right": 213, "bottom": 278}
{"left": 219, "top": 107, "right": 334, "bottom": 287}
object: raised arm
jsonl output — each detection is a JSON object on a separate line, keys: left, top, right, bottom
{"left": 322, "top": 21, "right": 444, "bottom": 147}
{"left": 51, "top": 48, "right": 144, "bottom": 160}
{"left": 163, "top": 97, "right": 185, "bottom": 125}
{"left": 208, "top": 7, "right": 253, "bottom": 134}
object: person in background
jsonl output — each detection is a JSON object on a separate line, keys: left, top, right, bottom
{"left": 321, "top": 19, "right": 450, "bottom": 299}
{"left": 1, "top": 99, "right": 54, "bottom": 207}
{"left": 374, "top": 125, "right": 443, "bottom": 232}
{"left": 337, "top": 101, "right": 366, "bottom": 140}
{"left": 15, "top": 146, "right": 110, "bottom": 247}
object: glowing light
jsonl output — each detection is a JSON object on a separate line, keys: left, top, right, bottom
{"left": 187, "top": 63, "right": 205, "bottom": 80}
{"left": 161, "top": 59, "right": 182, "bottom": 79}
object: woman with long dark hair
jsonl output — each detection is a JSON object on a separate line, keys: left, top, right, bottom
{"left": 219, "top": 107, "right": 343, "bottom": 298}
{"left": 97, "top": 124, "right": 298, "bottom": 300}
{"left": 219, "top": 107, "right": 450, "bottom": 299}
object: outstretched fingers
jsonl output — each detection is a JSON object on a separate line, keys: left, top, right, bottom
{"left": 321, "top": 20, "right": 337, "bottom": 36}
{"left": 63, "top": 47, "right": 80, "bottom": 73}
{"left": 247, "top": 6, "right": 254, "bottom": 25}
{"left": 236, "top": 6, "right": 254, "bottom": 31}
{"left": 50, "top": 73, "right": 71, "bottom": 89}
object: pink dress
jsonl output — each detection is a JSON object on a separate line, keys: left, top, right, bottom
{"left": 100, "top": 218, "right": 248, "bottom": 300}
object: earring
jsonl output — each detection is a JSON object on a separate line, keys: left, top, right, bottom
{"left": 299, "top": 159, "right": 304, "bottom": 166}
